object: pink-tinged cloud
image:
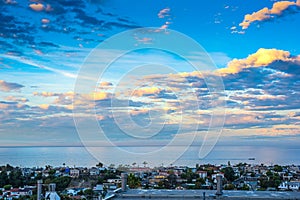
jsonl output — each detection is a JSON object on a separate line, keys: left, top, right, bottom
{"left": 239, "top": 0, "right": 300, "bottom": 29}
{"left": 0, "top": 80, "right": 24, "bottom": 92}
{"left": 217, "top": 48, "right": 300, "bottom": 75}
{"left": 158, "top": 8, "right": 170, "bottom": 18}
{"left": 0, "top": 103, "right": 9, "bottom": 109}
{"left": 34, "top": 49, "right": 43, "bottom": 55}
{"left": 41, "top": 18, "right": 50, "bottom": 24}
{"left": 29, "top": 3, "right": 44, "bottom": 11}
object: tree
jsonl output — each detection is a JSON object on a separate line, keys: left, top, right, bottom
{"left": 274, "top": 165, "right": 283, "bottom": 172}
{"left": 83, "top": 189, "right": 94, "bottom": 200}
{"left": 224, "top": 184, "right": 235, "bottom": 190}
{"left": 127, "top": 173, "right": 141, "bottom": 189}
{"left": 142, "top": 161, "right": 148, "bottom": 168}
{"left": 222, "top": 167, "right": 235, "bottom": 182}
{"left": 4, "top": 184, "right": 12, "bottom": 190}
{"left": 241, "top": 184, "right": 250, "bottom": 190}
{"left": 195, "top": 178, "right": 205, "bottom": 189}
{"left": 96, "top": 162, "right": 103, "bottom": 168}
{"left": 167, "top": 173, "right": 177, "bottom": 188}
{"left": 51, "top": 176, "right": 72, "bottom": 191}
{"left": 0, "top": 171, "right": 8, "bottom": 187}
{"left": 108, "top": 164, "right": 115, "bottom": 169}
{"left": 9, "top": 168, "right": 25, "bottom": 187}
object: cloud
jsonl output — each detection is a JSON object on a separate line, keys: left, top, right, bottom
{"left": 158, "top": 8, "right": 170, "bottom": 18}
{"left": 129, "top": 108, "right": 149, "bottom": 116}
{"left": 239, "top": 0, "right": 300, "bottom": 29}
{"left": 39, "top": 104, "right": 50, "bottom": 110}
{"left": 90, "top": 92, "right": 111, "bottom": 101}
{"left": 217, "top": 48, "right": 300, "bottom": 75}
{"left": 132, "top": 87, "right": 163, "bottom": 97}
{"left": 33, "top": 91, "right": 59, "bottom": 97}
{"left": 156, "top": 7, "right": 172, "bottom": 32}
{"left": 0, "top": 80, "right": 24, "bottom": 92}
{"left": 29, "top": 3, "right": 44, "bottom": 11}
{"left": 98, "top": 81, "right": 113, "bottom": 88}
{"left": 4, "top": 96, "right": 28, "bottom": 103}
{"left": 2, "top": 55, "right": 77, "bottom": 78}
{"left": 41, "top": 18, "right": 50, "bottom": 24}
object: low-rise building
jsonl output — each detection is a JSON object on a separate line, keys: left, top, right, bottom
{"left": 70, "top": 168, "right": 80, "bottom": 178}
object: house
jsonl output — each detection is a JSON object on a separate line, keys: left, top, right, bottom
{"left": 107, "top": 179, "right": 122, "bottom": 184}
{"left": 89, "top": 167, "right": 100, "bottom": 176}
{"left": 70, "top": 169, "right": 80, "bottom": 178}
{"left": 278, "top": 181, "right": 300, "bottom": 190}
{"left": 8, "top": 187, "right": 33, "bottom": 196}
{"left": 66, "top": 188, "right": 85, "bottom": 196}
{"left": 129, "top": 167, "right": 151, "bottom": 173}
{"left": 278, "top": 181, "right": 289, "bottom": 190}
{"left": 196, "top": 171, "right": 207, "bottom": 179}
{"left": 21, "top": 168, "right": 32, "bottom": 176}
{"left": 289, "top": 181, "right": 300, "bottom": 190}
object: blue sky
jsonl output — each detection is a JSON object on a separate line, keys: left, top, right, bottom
{"left": 0, "top": 0, "right": 300, "bottom": 163}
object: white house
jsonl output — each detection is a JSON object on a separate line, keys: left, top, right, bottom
{"left": 289, "top": 182, "right": 300, "bottom": 190}
{"left": 278, "top": 181, "right": 289, "bottom": 190}
{"left": 196, "top": 171, "right": 207, "bottom": 179}
{"left": 278, "top": 181, "right": 300, "bottom": 190}
{"left": 70, "top": 169, "right": 80, "bottom": 178}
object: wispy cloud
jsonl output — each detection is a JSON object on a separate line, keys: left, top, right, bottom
{"left": 2, "top": 55, "right": 77, "bottom": 78}
{"left": 156, "top": 7, "right": 172, "bottom": 31}
{"left": 158, "top": 8, "right": 170, "bottom": 18}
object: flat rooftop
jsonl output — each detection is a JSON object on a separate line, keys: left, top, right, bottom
{"left": 113, "top": 189, "right": 300, "bottom": 199}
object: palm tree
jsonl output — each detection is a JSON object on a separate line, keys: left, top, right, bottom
{"left": 142, "top": 161, "right": 148, "bottom": 168}
{"left": 96, "top": 162, "right": 104, "bottom": 168}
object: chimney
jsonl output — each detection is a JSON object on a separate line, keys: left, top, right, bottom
{"left": 37, "top": 180, "right": 42, "bottom": 200}
{"left": 121, "top": 173, "right": 128, "bottom": 192}
{"left": 216, "top": 175, "right": 223, "bottom": 196}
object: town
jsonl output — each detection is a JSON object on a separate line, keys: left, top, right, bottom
{"left": 0, "top": 162, "right": 299, "bottom": 199}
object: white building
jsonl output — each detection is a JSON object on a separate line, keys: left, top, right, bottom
{"left": 289, "top": 182, "right": 300, "bottom": 190}
{"left": 196, "top": 171, "right": 207, "bottom": 179}
{"left": 70, "top": 169, "right": 80, "bottom": 178}
{"left": 278, "top": 181, "right": 289, "bottom": 190}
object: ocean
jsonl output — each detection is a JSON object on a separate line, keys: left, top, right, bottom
{"left": 0, "top": 143, "right": 299, "bottom": 167}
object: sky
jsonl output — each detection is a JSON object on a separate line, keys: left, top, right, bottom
{"left": 0, "top": 0, "right": 300, "bottom": 164}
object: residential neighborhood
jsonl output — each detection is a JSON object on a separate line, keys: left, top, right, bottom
{"left": 0, "top": 162, "right": 299, "bottom": 199}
